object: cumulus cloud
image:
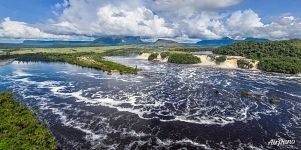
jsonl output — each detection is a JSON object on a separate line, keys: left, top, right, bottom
{"left": 225, "top": 10, "right": 301, "bottom": 40}
{"left": 0, "top": 17, "right": 72, "bottom": 39}
{"left": 259, "top": 16, "right": 301, "bottom": 39}
{"left": 51, "top": 0, "right": 174, "bottom": 38}
{"left": 227, "top": 10, "right": 264, "bottom": 29}
{"left": 95, "top": 5, "right": 174, "bottom": 37}
{"left": 226, "top": 10, "right": 264, "bottom": 38}
{"left": 50, "top": 0, "right": 241, "bottom": 39}
{"left": 177, "top": 12, "right": 227, "bottom": 39}
{"left": 1, "top": 0, "right": 301, "bottom": 41}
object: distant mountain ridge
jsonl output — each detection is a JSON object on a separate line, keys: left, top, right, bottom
{"left": 22, "top": 40, "right": 91, "bottom": 46}
{"left": 92, "top": 36, "right": 143, "bottom": 45}
{"left": 196, "top": 37, "right": 270, "bottom": 46}
{"left": 22, "top": 36, "right": 144, "bottom": 47}
{"left": 196, "top": 37, "right": 235, "bottom": 46}
{"left": 0, "top": 36, "right": 271, "bottom": 48}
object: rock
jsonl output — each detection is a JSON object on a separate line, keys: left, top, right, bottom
{"left": 269, "top": 98, "right": 280, "bottom": 104}
{"left": 240, "top": 90, "right": 252, "bottom": 97}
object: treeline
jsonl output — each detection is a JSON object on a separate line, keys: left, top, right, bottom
{"left": 0, "top": 52, "right": 138, "bottom": 74}
{"left": 213, "top": 40, "right": 301, "bottom": 74}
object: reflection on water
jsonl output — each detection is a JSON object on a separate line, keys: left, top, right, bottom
{"left": 0, "top": 57, "right": 300, "bottom": 149}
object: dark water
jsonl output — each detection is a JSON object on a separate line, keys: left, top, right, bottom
{"left": 0, "top": 57, "right": 300, "bottom": 150}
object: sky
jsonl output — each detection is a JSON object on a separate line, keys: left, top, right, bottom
{"left": 0, "top": 0, "right": 301, "bottom": 42}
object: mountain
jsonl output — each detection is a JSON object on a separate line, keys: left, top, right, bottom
{"left": 153, "top": 39, "right": 180, "bottom": 46}
{"left": 92, "top": 36, "right": 143, "bottom": 45}
{"left": 20, "top": 36, "right": 144, "bottom": 47}
{"left": 0, "top": 36, "right": 271, "bottom": 48}
{"left": 22, "top": 40, "right": 91, "bottom": 47}
{"left": 196, "top": 37, "right": 235, "bottom": 46}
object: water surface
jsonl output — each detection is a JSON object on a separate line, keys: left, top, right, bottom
{"left": 0, "top": 57, "right": 300, "bottom": 149}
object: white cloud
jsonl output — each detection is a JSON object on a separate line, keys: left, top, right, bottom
{"left": 227, "top": 10, "right": 264, "bottom": 29}
{"left": 50, "top": 0, "right": 240, "bottom": 39}
{"left": 226, "top": 10, "right": 264, "bottom": 38}
{"left": 259, "top": 16, "right": 301, "bottom": 39}
{"left": 95, "top": 5, "right": 174, "bottom": 37}
{"left": 0, "top": 17, "right": 72, "bottom": 39}
{"left": 225, "top": 10, "right": 301, "bottom": 40}
{"left": 177, "top": 12, "right": 227, "bottom": 39}
{"left": 1, "top": 0, "right": 301, "bottom": 41}
{"left": 52, "top": 0, "right": 174, "bottom": 38}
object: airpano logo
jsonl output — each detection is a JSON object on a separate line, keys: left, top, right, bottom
{"left": 268, "top": 138, "right": 295, "bottom": 146}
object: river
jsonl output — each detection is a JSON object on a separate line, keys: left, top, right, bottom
{"left": 0, "top": 57, "right": 300, "bottom": 149}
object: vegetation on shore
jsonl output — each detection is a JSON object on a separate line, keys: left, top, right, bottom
{"left": 167, "top": 53, "right": 201, "bottom": 64}
{"left": 0, "top": 52, "right": 138, "bottom": 74}
{"left": 0, "top": 92, "right": 57, "bottom": 149}
{"left": 213, "top": 40, "right": 301, "bottom": 74}
{"left": 2, "top": 39, "right": 301, "bottom": 74}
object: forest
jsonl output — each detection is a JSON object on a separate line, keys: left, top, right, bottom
{"left": 0, "top": 92, "right": 57, "bottom": 149}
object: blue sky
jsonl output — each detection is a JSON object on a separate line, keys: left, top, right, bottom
{"left": 0, "top": 0, "right": 301, "bottom": 41}
{"left": 229, "top": 0, "right": 301, "bottom": 22}
{"left": 0, "top": 0, "right": 61, "bottom": 23}
{"left": 1, "top": 0, "right": 300, "bottom": 24}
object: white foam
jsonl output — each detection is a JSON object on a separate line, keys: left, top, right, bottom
{"left": 13, "top": 70, "right": 32, "bottom": 77}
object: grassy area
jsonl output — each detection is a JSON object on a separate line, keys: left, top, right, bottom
{"left": 6, "top": 46, "right": 126, "bottom": 55}
{"left": 0, "top": 92, "right": 57, "bottom": 149}
{"left": 100, "top": 47, "right": 151, "bottom": 56}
